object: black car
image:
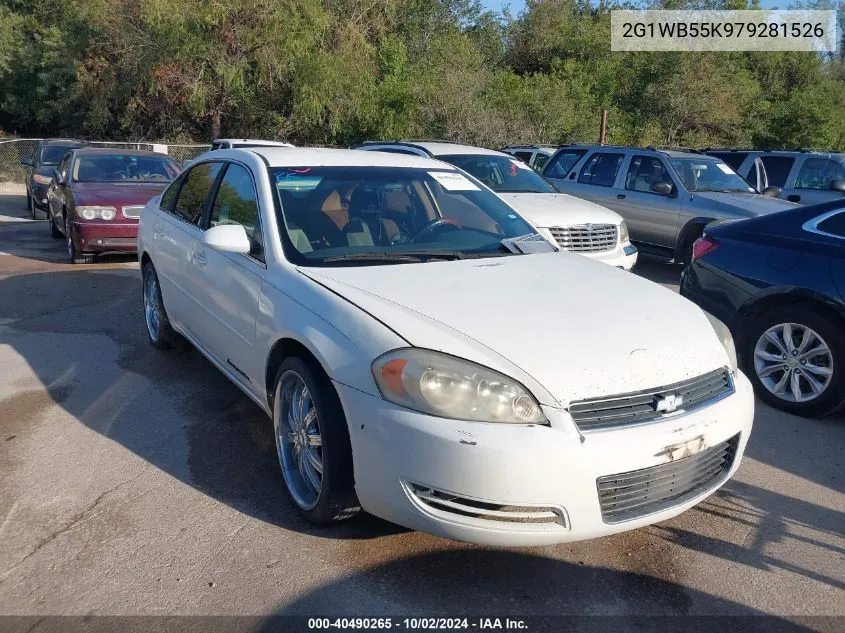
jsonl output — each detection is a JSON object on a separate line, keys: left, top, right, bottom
{"left": 21, "top": 139, "right": 87, "bottom": 219}
{"left": 681, "top": 200, "right": 845, "bottom": 417}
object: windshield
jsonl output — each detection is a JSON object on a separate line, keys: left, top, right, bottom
{"left": 439, "top": 154, "right": 557, "bottom": 194}
{"left": 669, "top": 158, "right": 754, "bottom": 193}
{"left": 271, "top": 166, "right": 544, "bottom": 266}
{"left": 38, "top": 145, "right": 77, "bottom": 166}
{"left": 72, "top": 154, "right": 181, "bottom": 183}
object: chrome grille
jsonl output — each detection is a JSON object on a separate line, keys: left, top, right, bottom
{"left": 122, "top": 205, "right": 144, "bottom": 219}
{"left": 569, "top": 368, "right": 733, "bottom": 431}
{"left": 549, "top": 224, "right": 617, "bottom": 253}
{"left": 597, "top": 434, "right": 739, "bottom": 523}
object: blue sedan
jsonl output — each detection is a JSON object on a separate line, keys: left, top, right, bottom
{"left": 681, "top": 199, "right": 845, "bottom": 417}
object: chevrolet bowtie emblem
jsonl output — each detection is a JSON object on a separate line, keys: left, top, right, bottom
{"left": 655, "top": 393, "right": 684, "bottom": 413}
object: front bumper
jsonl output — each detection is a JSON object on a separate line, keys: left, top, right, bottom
{"left": 582, "top": 243, "right": 638, "bottom": 270}
{"left": 71, "top": 221, "right": 139, "bottom": 253}
{"left": 337, "top": 371, "right": 753, "bottom": 546}
{"left": 29, "top": 183, "right": 49, "bottom": 209}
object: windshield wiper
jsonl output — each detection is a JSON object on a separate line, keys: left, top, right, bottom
{"left": 321, "top": 249, "right": 516, "bottom": 264}
{"left": 321, "top": 253, "right": 429, "bottom": 264}
{"left": 694, "top": 188, "right": 751, "bottom": 194}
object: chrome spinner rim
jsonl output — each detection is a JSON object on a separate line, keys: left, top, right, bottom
{"left": 754, "top": 322, "right": 834, "bottom": 403}
{"left": 143, "top": 272, "right": 161, "bottom": 341}
{"left": 274, "top": 371, "right": 323, "bottom": 510}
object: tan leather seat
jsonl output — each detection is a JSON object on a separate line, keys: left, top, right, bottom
{"left": 321, "top": 191, "right": 349, "bottom": 231}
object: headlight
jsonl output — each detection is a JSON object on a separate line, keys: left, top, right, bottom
{"left": 33, "top": 174, "right": 52, "bottom": 185}
{"left": 372, "top": 348, "right": 546, "bottom": 424}
{"left": 77, "top": 206, "right": 117, "bottom": 220}
{"left": 619, "top": 220, "right": 630, "bottom": 244}
{"left": 703, "top": 311, "right": 738, "bottom": 372}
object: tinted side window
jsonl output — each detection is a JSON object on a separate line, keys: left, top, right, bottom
{"left": 160, "top": 177, "right": 182, "bottom": 211}
{"left": 209, "top": 163, "right": 263, "bottom": 262}
{"left": 543, "top": 150, "right": 587, "bottom": 178}
{"left": 816, "top": 211, "right": 845, "bottom": 238}
{"left": 578, "top": 152, "right": 624, "bottom": 187}
{"left": 172, "top": 163, "right": 222, "bottom": 225}
{"left": 796, "top": 158, "right": 845, "bottom": 190}
{"left": 708, "top": 152, "right": 747, "bottom": 171}
{"left": 514, "top": 151, "right": 533, "bottom": 162}
{"left": 760, "top": 156, "right": 795, "bottom": 187}
{"left": 534, "top": 154, "right": 550, "bottom": 170}
{"left": 625, "top": 155, "right": 672, "bottom": 193}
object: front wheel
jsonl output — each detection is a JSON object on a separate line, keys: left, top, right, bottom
{"left": 31, "top": 193, "right": 47, "bottom": 220}
{"left": 273, "top": 357, "right": 359, "bottom": 524}
{"left": 743, "top": 305, "right": 845, "bottom": 417}
{"left": 49, "top": 211, "right": 62, "bottom": 239}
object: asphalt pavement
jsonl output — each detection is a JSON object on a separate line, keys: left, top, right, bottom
{"left": 0, "top": 188, "right": 842, "bottom": 628}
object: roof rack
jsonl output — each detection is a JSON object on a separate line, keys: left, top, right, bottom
{"left": 701, "top": 147, "right": 754, "bottom": 152}
{"left": 645, "top": 145, "right": 703, "bottom": 154}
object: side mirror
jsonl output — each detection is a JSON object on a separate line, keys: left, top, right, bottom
{"left": 202, "top": 224, "right": 250, "bottom": 254}
{"left": 761, "top": 186, "right": 782, "bottom": 197}
{"left": 53, "top": 168, "right": 65, "bottom": 186}
{"left": 830, "top": 179, "right": 845, "bottom": 193}
{"left": 650, "top": 182, "right": 674, "bottom": 196}
{"left": 20, "top": 156, "right": 33, "bottom": 167}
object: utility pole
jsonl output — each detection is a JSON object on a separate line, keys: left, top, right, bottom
{"left": 599, "top": 110, "right": 608, "bottom": 145}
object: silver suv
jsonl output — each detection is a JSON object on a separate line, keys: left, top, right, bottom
{"left": 542, "top": 145, "right": 796, "bottom": 263}
{"left": 499, "top": 145, "right": 557, "bottom": 172}
{"left": 704, "top": 149, "right": 845, "bottom": 206}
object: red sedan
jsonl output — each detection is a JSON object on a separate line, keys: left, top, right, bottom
{"left": 47, "top": 148, "right": 181, "bottom": 263}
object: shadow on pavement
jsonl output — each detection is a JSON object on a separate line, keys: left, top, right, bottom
{"left": 0, "top": 269, "right": 404, "bottom": 540}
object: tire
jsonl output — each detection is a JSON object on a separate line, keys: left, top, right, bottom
{"left": 273, "top": 357, "right": 359, "bottom": 524}
{"left": 142, "top": 261, "right": 181, "bottom": 349}
{"left": 742, "top": 304, "right": 845, "bottom": 417}
{"left": 678, "top": 226, "right": 704, "bottom": 267}
{"left": 65, "top": 217, "right": 94, "bottom": 264}
{"left": 48, "top": 211, "right": 62, "bottom": 239}
{"left": 25, "top": 188, "right": 31, "bottom": 211}
{"left": 31, "top": 193, "right": 47, "bottom": 220}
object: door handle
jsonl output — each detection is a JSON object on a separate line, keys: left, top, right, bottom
{"left": 192, "top": 251, "right": 208, "bottom": 266}
{"left": 787, "top": 194, "right": 800, "bottom": 202}
{"left": 617, "top": 194, "right": 626, "bottom": 199}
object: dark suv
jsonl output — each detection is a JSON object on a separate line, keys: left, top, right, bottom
{"left": 21, "top": 139, "right": 87, "bottom": 219}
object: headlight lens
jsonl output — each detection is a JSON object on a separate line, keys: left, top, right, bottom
{"left": 77, "top": 206, "right": 117, "bottom": 221}
{"left": 33, "top": 174, "right": 53, "bottom": 185}
{"left": 703, "top": 311, "right": 738, "bottom": 372}
{"left": 619, "top": 220, "right": 630, "bottom": 244}
{"left": 372, "top": 348, "right": 546, "bottom": 424}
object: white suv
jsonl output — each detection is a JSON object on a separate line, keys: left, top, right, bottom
{"left": 500, "top": 145, "right": 557, "bottom": 171}
{"left": 139, "top": 147, "right": 753, "bottom": 546}
{"left": 355, "top": 141, "right": 638, "bottom": 270}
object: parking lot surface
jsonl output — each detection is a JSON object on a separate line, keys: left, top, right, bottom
{"left": 0, "top": 189, "right": 842, "bottom": 623}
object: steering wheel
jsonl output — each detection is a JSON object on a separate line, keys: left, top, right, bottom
{"left": 411, "top": 218, "right": 462, "bottom": 243}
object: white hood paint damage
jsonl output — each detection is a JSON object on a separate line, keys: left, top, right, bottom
{"left": 299, "top": 252, "right": 729, "bottom": 406}
{"left": 496, "top": 192, "right": 623, "bottom": 228}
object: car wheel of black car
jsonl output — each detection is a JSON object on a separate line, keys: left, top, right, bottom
{"left": 30, "top": 192, "right": 46, "bottom": 220}
{"left": 48, "top": 211, "right": 62, "bottom": 239}
{"left": 142, "top": 261, "right": 182, "bottom": 349}
{"left": 272, "top": 357, "right": 360, "bottom": 525}
{"left": 65, "top": 218, "right": 94, "bottom": 264}
{"left": 743, "top": 305, "right": 845, "bottom": 417}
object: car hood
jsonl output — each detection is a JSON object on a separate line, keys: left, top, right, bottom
{"left": 692, "top": 191, "right": 797, "bottom": 216}
{"left": 72, "top": 182, "right": 170, "bottom": 207}
{"left": 496, "top": 192, "right": 622, "bottom": 228}
{"left": 299, "top": 253, "right": 730, "bottom": 406}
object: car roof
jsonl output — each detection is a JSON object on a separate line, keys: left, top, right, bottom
{"left": 214, "top": 139, "right": 293, "bottom": 147}
{"left": 705, "top": 148, "right": 844, "bottom": 158}
{"left": 358, "top": 140, "right": 506, "bottom": 158}
{"left": 243, "top": 147, "right": 454, "bottom": 169}
{"left": 73, "top": 148, "right": 171, "bottom": 157}
{"left": 549, "top": 144, "right": 705, "bottom": 160}
{"left": 39, "top": 139, "right": 86, "bottom": 146}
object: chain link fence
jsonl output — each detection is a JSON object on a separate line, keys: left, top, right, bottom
{"left": 0, "top": 139, "right": 211, "bottom": 183}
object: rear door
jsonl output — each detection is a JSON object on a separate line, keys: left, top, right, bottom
{"left": 188, "top": 161, "right": 266, "bottom": 391}
{"left": 562, "top": 151, "right": 627, "bottom": 211}
{"left": 154, "top": 161, "right": 224, "bottom": 342}
{"left": 786, "top": 157, "right": 845, "bottom": 205}
{"left": 615, "top": 154, "right": 682, "bottom": 248}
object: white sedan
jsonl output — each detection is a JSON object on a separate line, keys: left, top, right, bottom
{"left": 138, "top": 147, "right": 753, "bottom": 546}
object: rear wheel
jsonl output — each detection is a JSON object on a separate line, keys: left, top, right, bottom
{"left": 743, "top": 305, "right": 845, "bottom": 417}
{"left": 273, "top": 357, "right": 359, "bottom": 524}
{"left": 66, "top": 218, "right": 94, "bottom": 264}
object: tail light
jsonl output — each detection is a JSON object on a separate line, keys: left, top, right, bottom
{"left": 692, "top": 236, "right": 719, "bottom": 261}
